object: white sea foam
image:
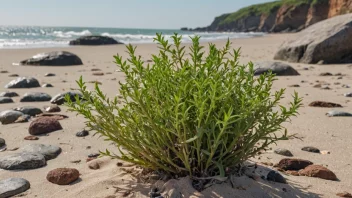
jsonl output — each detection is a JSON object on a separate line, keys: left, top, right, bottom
{"left": 51, "top": 30, "right": 92, "bottom": 38}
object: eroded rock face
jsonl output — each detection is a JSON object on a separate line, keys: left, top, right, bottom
{"left": 20, "top": 51, "right": 83, "bottom": 66}
{"left": 69, "top": 36, "right": 123, "bottom": 45}
{"left": 274, "top": 14, "right": 352, "bottom": 64}
{"left": 5, "top": 77, "right": 40, "bottom": 88}
{"left": 46, "top": 168, "right": 80, "bottom": 185}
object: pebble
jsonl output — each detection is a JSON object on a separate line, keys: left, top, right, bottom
{"left": 70, "top": 159, "right": 81, "bottom": 164}
{"left": 309, "top": 101, "right": 342, "bottom": 108}
{"left": 0, "top": 178, "right": 30, "bottom": 198}
{"left": 302, "top": 146, "right": 320, "bottom": 153}
{"left": 46, "top": 168, "right": 80, "bottom": 185}
{"left": 274, "top": 148, "right": 293, "bottom": 157}
{"left": 0, "top": 70, "right": 8, "bottom": 73}
{"left": 336, "top": 192, "right": 352, "bottom": 197}
{"left": 0, "top": 110, "right": 24, "bottom": 125}
{"left": 43, "top": 104, "right": 61, "bottom": 112}
{"left": 276, "top": 158, "right": 313, "bottom": 171}
{"left": 326, "top": 111, "right": 352, "bottom": 117}
{"left": 24, "top": 136, "right": 39, "bottom": 141}
{"left": 42, "top": 83, "right": 54, "bottom": 88}
{"left": 288, "top": 84, "right": 300, "bottom": 87}
{"left": 76, "top": 130, "right": 89, "bottom": 137}
{"left": 298, "top": 165, "right": 337, "bottom": 180}
{"left": 20, "top": 92, "right": 52, "bottom": 102}
{"left": 0, "top": 91, "right": 19, "bottom": 97}
{"left": 0, "top": 152, "right": 46, "bottom": 170}
{"left": 0, "top": 97, "right": 14, "bottom": 104}
{"left": 91, "top": 68, "right": 101, "bottom": 71}
{"left": 88, "top": 153, "right": 100, "bottom": 158}
{"left": 13, "top": 106, "right": 43, "bottom": 116}
{"left": 320, "top": 150, "right": 330, "bottom": 155}
{"left": 319, "top": 72, "right": 333, "bottom": 76}
{"left": 266, "top": 170, "right": 287, "bottom": 184}
{"left": 0, "top": 138, "right": 5, "bottom": 147}
{"left": 44, "top": 73, "right": 56, "bottom": 77}
{"left": 28, "top": 117, "right": 63, "bottom": 135}
{"left": 92, "top": 72, "right": 104, "bottom": 76}
{"left": 5, "top": 77, "right": 40, "bottom": 88}
{"left": 88, "top": 160, "right": 100, "bottom": 170}
{"left": 344, "top": 93, "right": 352, "bottom": 97}
{"left": 20, "top": 144, "right": 61, "bottom": 160}
{"left": 8, "top": 74, "right": 19, "bottom": 77}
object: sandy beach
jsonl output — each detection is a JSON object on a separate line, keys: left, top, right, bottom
{"left": 0, "top": 33, "right": 352, "bottom": 198}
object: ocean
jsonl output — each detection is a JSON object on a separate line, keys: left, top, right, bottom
{"left": 0, "top": 26, "right": 265, "bottom": 49}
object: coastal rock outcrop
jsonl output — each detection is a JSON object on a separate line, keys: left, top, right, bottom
{"left": 20, "top": 51, "right": 83, "bottom": 66}
{"left": 69, "top": 36, "right": 123, "bottom": 45}
{"left": 274, "top": 14, "right": 352, "bottom": 64}
{"left": 190, "top": 0, "right": 352, "bottom": 33}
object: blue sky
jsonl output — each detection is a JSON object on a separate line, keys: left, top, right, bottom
{"left": 0, "top": 0, "right": 271, "bottom": 29}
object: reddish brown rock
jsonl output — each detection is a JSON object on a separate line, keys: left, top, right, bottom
{"left": 277, "top": 158, "right": 313, "bottom": 171}
{"left": 298, "top": 165, "right": 337, "bottom": 181}
{"left": 309, "top": 101, "right": 342, "bottom": 108}
{"left": 35, "top": 113, "right": 68, "bottom": 120}
{"left": 46, "top": 168, "right": 79, "bottom": 185}
{"left": 286, "top": 170, "right": 300, "bottom": 176}
{"left": 24, "top": 136, "right": 39, "bottom": 140}
{"left": 28, "top": 117, "right": 63, "bottom": 135}
{"left": 337, "top": 192, "right": 352, "bottom": 197}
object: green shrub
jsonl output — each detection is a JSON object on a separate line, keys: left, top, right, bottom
{"left": 66, "top": 34, "right": 301, "bottom": 181}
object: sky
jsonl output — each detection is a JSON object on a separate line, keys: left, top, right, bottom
{"left": 0, "top": 0, "right": 272, "bottom": 29}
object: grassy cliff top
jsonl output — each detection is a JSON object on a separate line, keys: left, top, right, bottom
{"left": 216, "top": 0, "right": 328, "bottom": 27}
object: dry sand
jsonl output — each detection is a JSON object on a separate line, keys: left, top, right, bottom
{"left": 0, "top": 34, "right": 352, "bottom": 197}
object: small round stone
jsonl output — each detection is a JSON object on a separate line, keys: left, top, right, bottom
{"left": 76, "top": 130, "right": 89, "bottom": 137}
{"left": 46, "top": 168, "right": 79, "bottom": 185}
{"left": 274, "top": 148, "right": 293, "bottom": 157}
{"left": 0, "top": 138, "right": 5, "bottom": 147}
{"left": 302, "top": 146, "right": 320, "bottom": 153}
{"left": 88, "top": 153, "right": 100, "bottom": 158}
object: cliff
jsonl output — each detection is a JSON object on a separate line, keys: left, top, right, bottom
{"left": 190, "top": 0, "right": 352, "bottom": 32}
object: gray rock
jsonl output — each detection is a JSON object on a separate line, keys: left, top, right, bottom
{"left": 20, "top": 51, "right": 83, "bottom": 66}
{"left": 42, "top": 84, "right": 53, "bottom": 88}
{"left": 0, "top": 97, "right": 13, "bottom": 104}
{"left": 0, "top": 92, "right": 19, "bottom": 97}
{"left": 0, "top": 138, "right": 5, "bottom": 148}
{"left": 76, "top": 130, "right": 89, "bottom": 137}
{"left": 5, "top": 77, "right": 40, "bottom": 89}
{"left": 266, "top": 170, "right": 287, "bottom": 184}
{"left": 20, "top": 92, "right": 52, "bottom": 102}
{"left": 44, "top": 73, "right": 55, "bottom": 77}
{"left": 69, "top": 36, "right": 123, "bottom": 45}
{"left": 43, "top": 105, "right": 61, "bottom": 112}
{"left": 274, "top": 14, "right": 352, "bottom": 64}
{"left": 344, "top": 93, "right": 352, "bottom": 97}
{"left": 326, "top": 110, "right": 352, "bottom": 117}
{"left": 0, "top": 110, "right": 24, "bottom": 125}
{"left": 302, "top": 146, "right": 320, "bottom": 153}
{"left": 254, "top": 62, "right": 300, "bottom": 76}
{"left": 13, "top": 106, "right": 43, "bottom": 116}
{"left": 0, "top": 153, "right": 46, "bottom": 170}
{"left": 20, "top": 144, "right": 61, "bottom": 160}
{"left": 14, "top": 114, "right": 31, "bottom": 123}
{"left": 274, "top": 148, "right": 293, "bottom": 157}
{"left": 50, "top": 92, "right": 83, "bottom": 105}
{"left": 0, "top": 178, "right": 30, "bottom": 198}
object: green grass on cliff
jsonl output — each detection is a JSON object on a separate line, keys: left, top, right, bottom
{"left": 217, "top": 0, "right": 329, "bottom": 27}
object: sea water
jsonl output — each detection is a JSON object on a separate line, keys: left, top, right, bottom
{"left": 0, "top": 26, "right": 265, "bottom": 49}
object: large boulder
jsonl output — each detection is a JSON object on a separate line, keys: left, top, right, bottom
{"left": 5, "top": 77, "right": 40, "bottom": 88}
{"left": 254, "top": 62, "right": 300, "bottom": 76}
{"left": 69, "top": 36, "right": 123, "bottom": 45}
{"left": 274, "top": 14, "right": 352, "bottom": 64}
{"left": 20, "top": 51, "right": 83, "bottom": 66}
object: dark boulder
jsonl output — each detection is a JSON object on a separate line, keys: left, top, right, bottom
{"left": 254, "top": 62, "right": 300, "bottom": 76}
{"left": 20, "top": 51, "right": 83, "bottom": 66}
{"left": 20, "top": 92, "right": 52, "bottom": 102}
{"left": 69, "top": 36, "right": 123, "bottom": 45}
